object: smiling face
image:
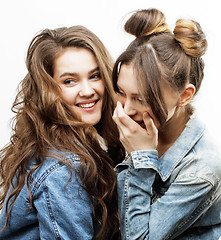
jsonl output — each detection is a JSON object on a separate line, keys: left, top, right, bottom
{"left": 53, "top": 47, "right": 105, "bottom": 126}
{"left": 117, "top": 64, "right": 180, "bottom": 129}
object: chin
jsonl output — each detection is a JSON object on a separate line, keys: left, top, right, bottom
{"left": 81, "top": 116, "right": 101, "bottom": 126}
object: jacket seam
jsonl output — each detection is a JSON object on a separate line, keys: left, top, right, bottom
{"left": 164, "top": 185, "right": 218, "bottom": 240}
{"left": 193, "top": 147, "right": 219, "bottom": 187}
{"left": 125, "top": 169, "right": 130, "bottom": 240}
{"left": 29, "top": 153, "right": 80, "bottom": 197}
{"left": 30, "top": 162, "right": 63, "bottom": 197}
{"left": 161, "top": 128, "right": 205, "bottom": 182}
{"left": 43, "top": 182, "right": 62, "bottom": 240}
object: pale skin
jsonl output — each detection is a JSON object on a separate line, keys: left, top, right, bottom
{"left": 53, "top": 47, "right": 105, "bottom": 126}
{"left": 113, "top": 64, "right": 196, "bottom": 157}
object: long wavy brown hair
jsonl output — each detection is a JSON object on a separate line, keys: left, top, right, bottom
{"left": 0, "top": 26, "right": 124, "bottom": 239}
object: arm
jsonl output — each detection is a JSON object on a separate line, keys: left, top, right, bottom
{"left": 33, "top": 163, "right": 95, "bottom": 240}
{"left": 113, "top": 103, "right": 217, "bottom": 239}
{"left": 118, "top": 151, "right": 217, "bottom": 240}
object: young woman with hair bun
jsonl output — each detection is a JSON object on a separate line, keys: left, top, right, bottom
{"left": 0, "top": 25, "right": 124, "bottom": 239}
{"left": 113, "top": 8, "right": 221, "bottom": 240}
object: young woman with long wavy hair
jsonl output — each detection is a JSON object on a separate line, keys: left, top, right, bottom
{"left": 0, "top": 25, "right": 124, "bottom": 239}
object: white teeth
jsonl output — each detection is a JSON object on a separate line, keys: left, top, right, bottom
{"left": 78, "top": 102, "right": 96, "bottom": 108}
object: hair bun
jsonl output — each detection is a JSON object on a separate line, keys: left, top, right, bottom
{"left": 173, "top": 19, "right": 207, "bottom": 57}
{"left": 124, "top": 8, "right": 170, "bottom": 37}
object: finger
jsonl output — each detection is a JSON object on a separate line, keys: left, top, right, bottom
{"left": 113, "top": 105, "right": 129, "bottom": 145}
{"left": 113, "top": 102, "right": 138, "bottom": 145}
{"left": 115, "top": 102, "right": 138, "bottom": 130}
{"left": 113, "top": 102, "right": 128, "bottom": 127}
{"left": 112, "top": 102, "right": 122, "bottom": 126}
{"left": 143, "top": 112, "right": 158, "bottom": 135}
{"left": 113, "top": 103, "right": 128, "bottom": 137}
{"left": 112, "top": 104, "right": 118, "bottom": 122}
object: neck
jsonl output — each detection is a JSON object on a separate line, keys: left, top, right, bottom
{"left": 157, "top": 107, "right": 190, "bottom": 157}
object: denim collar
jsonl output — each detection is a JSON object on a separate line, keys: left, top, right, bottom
{"left": 157, "top": 115, "right": 205, "bottom": 181}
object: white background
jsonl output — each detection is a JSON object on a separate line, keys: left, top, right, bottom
{"left": 0, "top": 0, "right": 220, "bottom": 149}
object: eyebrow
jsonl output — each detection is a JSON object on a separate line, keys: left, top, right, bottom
{"left": 117, "top": 84, "right": 141, "bottom": 97}
{"left": 59, "top": 66, "right": 100, "bottom": 78}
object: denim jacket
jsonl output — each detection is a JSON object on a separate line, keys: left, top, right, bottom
{"left": 0, "top": 151, "right": 100, "bottom": 240}
{"left": 116, "top": 116, "right": 221, "bottom": 240}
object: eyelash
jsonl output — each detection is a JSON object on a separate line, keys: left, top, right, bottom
{"left": 117, "top": 90, "right": 125, "bottom": 96}
{"left": 135, "top": 97, "right": 144, "bottom": 103}
{"left": 90, "top": 72, "right": 101, "bottom": 80}
{"left": 117, "top": 90, "right": 144, "bottom": 104}
{"left": 63, "top": 79, "right": 77, "bottom": 85}
{"left": 63, "top": 72, "right": 101, "bottom": 85}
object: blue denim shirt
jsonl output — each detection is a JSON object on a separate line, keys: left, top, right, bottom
{"left": 116, "top": 116, "right": 221, "bottom": 240}
{"left": 0, "top": 151, "right": 100, "bottom": 239}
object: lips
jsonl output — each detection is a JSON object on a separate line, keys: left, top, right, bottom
{"left": 136, "top": 120, "right": 146, "bottom": 129}
{"left": 76, "top": 99, "right": 98, "bottom": 109}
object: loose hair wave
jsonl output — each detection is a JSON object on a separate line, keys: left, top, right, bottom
{"left": 0, "top": 26, "right": 124, "bottom": 239}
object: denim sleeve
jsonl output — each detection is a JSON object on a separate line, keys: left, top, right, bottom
{"left": 117, "top": 150, "right": 217, "bottom": 240}
{"left": 33, "top": 164, "right": 95, "bottom": 239}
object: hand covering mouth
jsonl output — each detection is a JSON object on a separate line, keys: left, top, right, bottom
{"left": 136, "top": 120, "right": 146, "bottom": 129}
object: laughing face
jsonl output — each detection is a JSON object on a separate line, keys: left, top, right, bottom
{"left": 116, "top": 64, "right": 155, "bottom": 129}
{"left": 117, "top": 64, "right": 180, "bottom": 129}
{"left": 53, "top": 47, "right": 105, "bottom": 126}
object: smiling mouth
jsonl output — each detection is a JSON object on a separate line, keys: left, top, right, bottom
{"left": 77, "top": 100, "right": 98, "bottom": 109}
{"left": 136, "top": 121, "right": 146, "bottom": 129}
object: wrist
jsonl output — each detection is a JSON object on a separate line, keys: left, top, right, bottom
{"left": 131, "top": 150, "right": 158, "bottom": 169}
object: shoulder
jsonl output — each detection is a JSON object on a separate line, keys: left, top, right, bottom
{"left": 194, "top": 129, "right": 221, "bottom": 172}
{"left": 28, "top": 150, "right": 82, "bottom": 197}
{"left": 177, "top": 116, "right": 221, "bottom": 181}
{"left": 179, "top": 131, "right": 221, "bottom": 188}
{"left": 24, "top": 151, "right": 95, "bottom": 239}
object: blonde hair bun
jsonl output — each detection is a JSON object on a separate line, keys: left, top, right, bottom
{"left": 124, "top": 8, "right": 170, "bottom": 37}
{"left": 173, "top": 19, "right": 207, "bottom": 57}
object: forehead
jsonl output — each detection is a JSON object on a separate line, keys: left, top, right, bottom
{"left": 118, "top": 64, "right": 139, "bottom": 93}
{"left": 54, "top": 47, "right": 98, "bottom": 75}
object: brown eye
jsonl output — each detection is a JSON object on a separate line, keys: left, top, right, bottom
{"left": 132, "top": 96, "right": 144, "bottom": 104}
{"left": 117, "top": 90, "right": 125, "bottom": 97}
{"left": 63, "top": 79, "right": 78, "bottom": 85}
{"left": 137, "top": 97, "right": 144, "bottom": 104}
{"left": 90, "top": 72, "right": 101, "bottom": 80}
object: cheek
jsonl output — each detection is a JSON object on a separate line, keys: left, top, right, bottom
{"left": 139, "top": 105, "right": 151, "bottom": 118}
{"left": 143, "top": 104, "right": 160, "bottom": 127}
{"left": 96, "top": 80, "right": 105, "bottom": 97}
{"left": 143, "top": 104, "right": 154, "bottom": 117}
{"left": 117, "top": 94, "right": 125, "bottom": 104}
{"left": 60, "top": 88, "right": 78, "bottom": 105}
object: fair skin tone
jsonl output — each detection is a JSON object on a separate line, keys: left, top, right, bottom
{"left": 53, "top": 47, "right": 105, "bottom": 126}
{"left": 113, "top": 64, "right": 195, "bottom": 157}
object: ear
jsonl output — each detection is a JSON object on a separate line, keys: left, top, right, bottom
{"left": 178, "top": 84, "right": 196, "bottom": 107}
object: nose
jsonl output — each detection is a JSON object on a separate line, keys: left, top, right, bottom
{"left": 79, "top": 80, "right": 95, "bottom": 97}
{"left": 123, "top": 99, "right": 137, "bottom": 116}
